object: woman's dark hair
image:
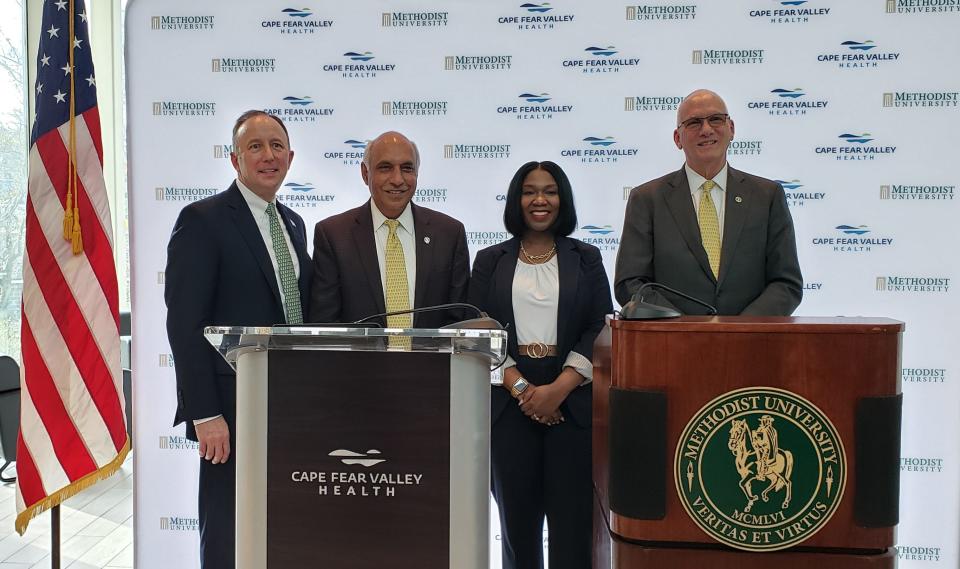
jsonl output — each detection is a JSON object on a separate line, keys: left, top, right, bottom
{"left": 503, "top": 161, "right": 578, "bottom": 238}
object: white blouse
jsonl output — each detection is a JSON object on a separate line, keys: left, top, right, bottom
{"left": 505, "top": 256, "right": 593, "bottom": 382}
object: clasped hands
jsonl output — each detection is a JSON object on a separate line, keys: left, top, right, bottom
{"left": 516, "top": 383, "right": 565, "bottom": 426}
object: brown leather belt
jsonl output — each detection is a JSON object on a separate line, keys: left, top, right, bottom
{"left": 518, "top": 343, "right": 558, "bottom": 358}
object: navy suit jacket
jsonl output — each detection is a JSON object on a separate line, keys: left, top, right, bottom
{"left": 308, "top": 201, "right": 469, "bottom": 328}
{"left": 614, "top": 166, "right": 802, "bottom": 315}
{"left": 467, "top": 236, "right": 612, "bottom": 427}
{"left": 165, "top": 183, "right": 311, "bottom": 440}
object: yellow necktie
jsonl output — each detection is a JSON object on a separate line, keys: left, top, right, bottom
{"left": 698, "top": 180, "right": 721, "bottom": 279}
{"left": 384, "top": 219, "right": 412, "bottom": 348}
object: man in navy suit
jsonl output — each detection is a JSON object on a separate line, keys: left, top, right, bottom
{"left": 309, "top": 131, "right": 469, "bottom": 327}
{"left": 165, "top": 111, "right": 312, "bottom": 569}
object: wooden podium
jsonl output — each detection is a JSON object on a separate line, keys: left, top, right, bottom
{"left": 593, "top": 317, "right": 904, "bottom": 568}
{"left": 206, "top": 325, "right": 506, "bottom": 569}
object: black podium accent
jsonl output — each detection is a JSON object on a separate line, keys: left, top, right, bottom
{"left": 608, "top": 388, "right": 667, "bottom": 520}
{"left": 854, "top": 393, "right": 902, "bottom": 528}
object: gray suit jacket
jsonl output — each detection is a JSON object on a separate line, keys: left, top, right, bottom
{"left": 614, "top": 166, "right": 802, "bottom": 316}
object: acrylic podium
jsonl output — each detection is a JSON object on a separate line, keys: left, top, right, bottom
{"left": 205, "top": 325, "right": 507, "bottom": 569}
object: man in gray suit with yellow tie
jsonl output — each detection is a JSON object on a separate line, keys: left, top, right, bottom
{"left": 614, "top": 89, "right": 802, "bottom": 315}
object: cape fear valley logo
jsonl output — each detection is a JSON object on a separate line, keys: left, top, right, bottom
{"left": 902, "top": 367, "right": 947, "bottom": 384}
{"left": 626, "top": 4, "right": 697, "bottom": 20}
{"left": 159, "top": 435, "right": 198, "bottom": 451}
{"left": 156, "top": 186, "right": 218, "bottom": 202}
{"left": 560, "top": 136, "right": 639, "bottom": 164}
{"left": 261, "top": 7, "right": 333, "bottom": 34}
{"left": 562, "top": 46, "right": 640, "bottom": 74}
{"left": 776, "top": 179, "right": 825, "bottom": 207}
{"left": 444, "top": 143, "right": 511, "bottom": 159}
{"left": 880, "top": 183, "right": 955, "bottom": 200}
{"left": 676, "top": 387, "right": 846, "bottom": 552}
{"left": 896, "top": 545, "right": 943, "bottom": 563}
{"left": 290, "top": 449, "right": 425, "bottom": 498}
{"left": 277, "top": 181, "right": 335, "bottom": 208}
{"left": 577, "top": 224, "right": 620, "bottom": 251}
{"left": 324, "top": 139, "right": 366, "bottom": 166}
{"left": 498, "top": 92, "right": 573, "bottom": 120}
{"left": 263, "top": 96, "right": 334, "bottom": 122}
{"left": 887, "top": 0, "right": 960, "bottom": 13}
{"left": 444, "top": 54, "right": 513, "bottom": 71}
{"left": 323, "top": 51, "right": 396, "bottom": 78}
{"left": 160, "top": 516, "right": 199, "bottom": 531}
{"left": 875, "top": 275, "right": 950, "bottom": 293}
{"left": 749, "top": 0, "right": 831, "bottom": 23}
{"left": 747, "top": 88, "right": 829, "bottom": 117}
{"left": 817, "top": 40, "right": 901, "bottom": 68}
{"left": 812, "top": 225, "right": 893, "bottom": 253}
{"left": 381, "top": 11, "right": 449, "bottom": 27}
{"left": 152, "top": 101, "right": 216, "bottom": 117}
{"left": 624, "top": 94, "right": 684, "bottom": 112}
{"left": 382, "top": 99, "right": 449, "bottom": 117}
{"left": 883, "top": 91, "right": 959, "bottom": 108}
{"left": 150, "top": 15, "right": 214, "bottom": 31}
{"left": 692, "top": 48, "right": 764, "bottom": 65}
{"left": 414, "top": 188, "right": 449, "bottom": 204}
{"left": 211, "top": 57, "right": 275, "bottom": 73}
{"left": 497, "top": 3, "right": 576, "bottom": 30}
{"left": 816, "top": 132, "right": 896, "bottom": 161}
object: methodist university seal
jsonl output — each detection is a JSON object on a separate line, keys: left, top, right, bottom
{"left": 675, "top": 387, "right": 846, "bottom": 552}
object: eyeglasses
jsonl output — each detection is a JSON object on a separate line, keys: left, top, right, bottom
{"left": 678, "top": 113, "right": 729, "bottom": 131}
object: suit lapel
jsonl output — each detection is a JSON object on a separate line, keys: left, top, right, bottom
{"left": 412, "top": 204, "right": 431, "bottom": 310}
{"left": 663, "top": 168, "right": 715, "bottom": 281}
{"left": 719, "top": 168, "right": 750, "bottom": 285}
{"left": 227, "top": 184, "right": 283, "bottom": 312}
{"left": 495, "top": 239, "right": 520, "bottom": 356}
{"left": 351, "top": 203, "right": 386, "bottom": 315}
{"left": 555, "top": 237, "right": 579, "bottom": 354}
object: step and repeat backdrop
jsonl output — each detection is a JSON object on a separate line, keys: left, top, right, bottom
{"left": 125, "top": 0, "right": 958, "bottom": 567}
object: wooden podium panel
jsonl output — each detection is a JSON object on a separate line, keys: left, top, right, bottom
{"left": 593, "top": 317, "right": 903, "bottom": 568}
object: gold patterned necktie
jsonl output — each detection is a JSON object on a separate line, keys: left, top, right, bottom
{"left": 698, "top": 180, "right": 722, "bottom": 279}
{"left": 265, "top": 203, "right": 303, "bottom": 324}
{"left": 384, "top": 219, "right": 412, "bottom": 348}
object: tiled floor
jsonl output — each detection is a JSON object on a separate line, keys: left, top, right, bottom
{"left": 0, "top": 455, "right": 133, "bottom": 568}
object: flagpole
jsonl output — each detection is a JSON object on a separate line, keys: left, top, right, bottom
{"left": 51, "top": 505, "right": 61, "bottom": 568}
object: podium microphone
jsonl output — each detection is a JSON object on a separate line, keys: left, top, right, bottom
{"left": 353, "top": 303, "right": 503, "bottom": 330}
{"left": 620, "top": 282, "right": 718, "bottom": 320}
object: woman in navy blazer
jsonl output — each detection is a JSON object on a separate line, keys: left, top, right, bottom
{"left": 468, "top": 161, "right": 612, "bottom": 569}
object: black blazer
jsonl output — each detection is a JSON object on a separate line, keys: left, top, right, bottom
{"left": 467, "top": 236, "right": 612, "bottom": 427}
{"left": 309, "top": 200, "right": 470, "bottom": 328}
{"left": 165, "top": 183, "right": 312, "bottom": 440}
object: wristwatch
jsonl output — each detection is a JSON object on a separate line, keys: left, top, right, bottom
{"left": 510, "top": 377, "right": 530, "bottom": 398}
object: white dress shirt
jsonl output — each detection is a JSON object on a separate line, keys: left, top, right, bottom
{"left": 685, "top": 163, "right": 729, "bottom": 243}
{"left": 371, "top": 201, "right": 417, "bottom": 309}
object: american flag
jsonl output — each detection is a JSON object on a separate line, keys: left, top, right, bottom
{"left": 15, "top": 0, "right": 129, "bottom": 534}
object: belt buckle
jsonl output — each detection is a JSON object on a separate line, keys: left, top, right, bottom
{"left": 528, "top": 342, "right": 548, "bottom": 359}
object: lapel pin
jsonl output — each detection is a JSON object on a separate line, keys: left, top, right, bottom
{"left": 735, "top": 196, "right": 743, "bottom": 203}
{"left": 424, "top": 236, "right": 431, "bottom": 244}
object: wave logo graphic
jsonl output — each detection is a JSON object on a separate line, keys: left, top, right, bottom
{"left": 344, "top": 139, "right": 368, "bottom": 149}
{"left": 778, "top": 0, "right": 807, "bottom": 5}
{"left": 842, "top": 40, "right": 876, "bottom": 51}
{"left": 282, "top": 7, "right": 312, "bottom": 18}
{"left": 344, "top": 51, "right": 374, "bottom": 61}
{"left": 329, "top": 449, "right": 386, "bottom": 467}
{"left": 283, "top": 95, "right": 313, "bottom": 106}
{"left": 775, "top": 179, "right": 804, "bottom": 190}
{"left": 520, "top": 92, "right": 551, "bottom": 103}
{"left": 838, "top": 133, "right": 874, "bottom": 144}
{"left": 585, "top": 45, "right": 618, "bottom": 57}
{"left": 584, "top": 136, "right": 616, "bottom": 147}
{"left": 521, "top": 2, "right": 553, "bottom": 12}
{"left": 836, "top": 225, "right": 870, "bottom": 235}
{"left": 583, "top": 224, "right": 615, "bottom": 235}
{"left": 771, "top": 88, "right": 805, "bottom": 99}
{"left": 284, "top": 182, "right": 315, "bottom": 192}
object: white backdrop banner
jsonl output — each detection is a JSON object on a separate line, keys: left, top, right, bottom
{"left": 125, "top": 1, "right": 959, "bottom": 567}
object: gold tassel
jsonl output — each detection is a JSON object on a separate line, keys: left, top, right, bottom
{"left": 63, "top": 191, "right": 73, "bottom": 241}
{"left": 71, "top": 206, "right": 83, "bottom": 254}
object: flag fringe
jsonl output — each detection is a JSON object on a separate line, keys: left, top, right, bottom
{"left": 15, "top": 438, "right": 130, "bottom": 535}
